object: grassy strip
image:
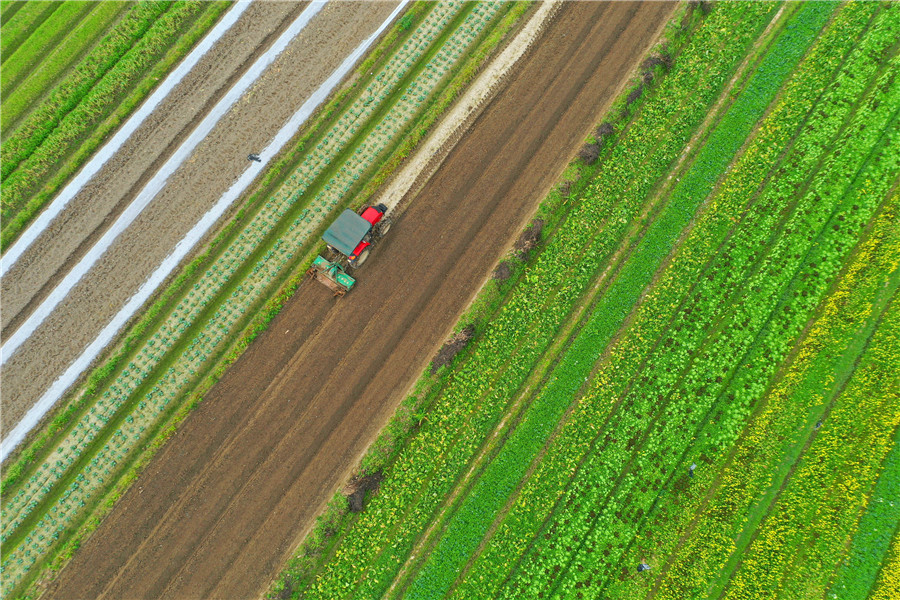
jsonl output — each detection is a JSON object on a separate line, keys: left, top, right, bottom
{"left": 827, "top": 424, "right": 900, "bottom": 599}
{"left": 0, "top": 1, "right": 95, "bottom": 98}
{"left": 0, "top": 0, "right": 23, "bottom": 22}
{"left": 0, "top": 1, "right": 167, "bottom": 147}
{"left": 0, "top": 1, "right": 56, "bottom": 62}
{"left": 1, "top": 2, "right": 127, "bottom": 126}
{"left": 297, "top": 3, "right": 781, "bottom": 599}
{"left": 0, "top": 1, "right": 228, "bottom": 251}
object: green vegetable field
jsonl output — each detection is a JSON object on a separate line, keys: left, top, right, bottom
{"left": 2, "top": 0, "right": 898, "bottom": 598}
{"left": 269, "top": 2, "right": 900, "bottom": 598}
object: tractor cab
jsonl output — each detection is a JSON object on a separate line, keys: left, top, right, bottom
{"left": 307, "top": 204, "right": 391, "bottom": 295}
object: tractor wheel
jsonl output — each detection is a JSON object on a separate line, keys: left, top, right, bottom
{"left": 377, "top": 218, "right": 392, "bottom": 237}
{"left": 351, "top": 247, "right": 371, "bottom": 268}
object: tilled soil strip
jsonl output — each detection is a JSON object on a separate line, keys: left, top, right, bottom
{"left": 0, "top": 0, "right": 409, "bottom": 462}
{"left": 0, "top": 2, "right": 398, "bottom": 436}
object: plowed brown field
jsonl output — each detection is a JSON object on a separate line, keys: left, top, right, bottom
{"left": 45, "top": 3, "right": 673, "bottom": 598}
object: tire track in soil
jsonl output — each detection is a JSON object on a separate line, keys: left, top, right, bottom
{"left": 44, "top": 3, "right": 674, "bottom": 599}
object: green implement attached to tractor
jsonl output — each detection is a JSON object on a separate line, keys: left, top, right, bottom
{"left": 307, "top": 203, "right": 391, "bottom": 296}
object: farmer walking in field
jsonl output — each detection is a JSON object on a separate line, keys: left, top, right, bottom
{"left": 689, "top": 462, "right": 697, "bottom": 478}
{"left": 248, "top": 153, "right": 262, "bottom": 162}
{"left": 638, "top": 562, "right": 651, "bottom": 573}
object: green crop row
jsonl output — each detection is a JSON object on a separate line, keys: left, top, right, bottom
{"left": 0, "top": 1, "right": 57, "bottom": 62}
{"left": 299, "top": 3, "right": 781, "bottom": 599}
{"left": 436, "top": 4, "right": 891, "bottom": 599}
{"left": 829, "top": 424, "right": 900, "bottom": 599}
{"left": 1, "top": 2, "right": 127, "bottom": 128}
{"left": 455, "top": 4, "right": 859, "bottom": 598}
{"left": 0, "top": 2, "right": 94, "bottom": 97}
{"left": 0, "top": 1, "right": 93, "bottom": 98}
{"left": 869, "top": 530, "right": 900, "bottom": 600}
{"left": 558, "top": 53, "right": 900, "bottom": 600}
{"left": 405, "top": 0, "right": 841, "bottom": 592}
{"left": 0, "top": 1, "right": 167, "bottom": 153}
{"left": 0, "top": 1, "right": 229, "bottom": 251}
{"left": 723, "top": 292, "right": 900, "bottom": 599}
{"left": 713, "top": 107, "right": 900, "bottom": 596}
{"left": 596, "top": 10, "right": 900, "bottom": 598}
{"left": 0, "top": 4, "right": 510, "bottom": 596}
{"left": 608, "top": 191, "right": 900, "bottom": 600}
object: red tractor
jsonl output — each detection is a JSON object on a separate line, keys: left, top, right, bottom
{"left": 307, "top": 204, "right": 391, "bottom": 295}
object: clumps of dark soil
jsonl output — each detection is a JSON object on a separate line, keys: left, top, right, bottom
{"left": 344, "top": 470, "right": 384, "bottom": 513}
{"left": 640, "top": 45, "right": 673, "bottom": 74}
{"left": 689, "top": 0, "right": 712, "bottom": 16}
{"left": 595, "top": 122, "right": 614, "bottom": 141}
{"left": 514, "top": 219, "right": 544, "bottom": 260}
{"left": 492, "top": 261, "right": 513, "bottom": 281}
{"left": 578, "top": 142, "right": 601, "bottom": 165}
{"left": 277, "top": 581, "right": 293, "bottom": 600}
{"left": 431, "top": 324, "right": 476, "bottom": 373}
{"left": 626, "top": 83, "right": 644, "bottom": 106}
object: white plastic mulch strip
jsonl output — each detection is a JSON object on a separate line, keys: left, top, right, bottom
{"left": 0, "top": 1, "right": 326, "bottom": 367}
{"left": 1, "top": 0, "right": 409, "bottom": 462}
{"left": 0, "top": 1, "right": 252, "bottom": 278}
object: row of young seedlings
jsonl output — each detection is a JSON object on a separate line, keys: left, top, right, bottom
{"left": 0, "top": 3, "right": 503, "bottom": 594}
{"left": 302, "top": 3, "right": 780, "bottom": 598}
{"left": 0, "top": 0, "right": 469, "bottom": 544}
{"left": 503, "top": 29, "right": 900, "bottom": 600}
{"left": 425, "top": 3, "right": 882, "bottom": 597}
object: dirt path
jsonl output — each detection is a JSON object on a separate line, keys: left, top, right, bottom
{"left": 0, "top": 1, "right": 400, "bottom": 435}
{"left": 44, "top": 3, "right": 674, "bottom": 599}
